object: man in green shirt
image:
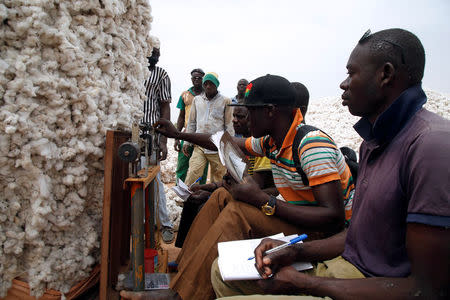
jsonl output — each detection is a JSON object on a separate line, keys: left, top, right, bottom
{"left": 174, "top": 68, "right": 208, "bottom": 184}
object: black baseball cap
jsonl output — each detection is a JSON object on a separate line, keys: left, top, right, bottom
{"left": 229, "top": 74, "right": 296, "bottom": 107}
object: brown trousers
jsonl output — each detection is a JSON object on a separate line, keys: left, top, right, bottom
{"left": 170, "top": 188, "right": 323, "bottom": 300}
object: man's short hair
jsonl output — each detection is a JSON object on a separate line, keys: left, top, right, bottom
{"left": 359, "top": 28, "right": 425, "bottom": 86}
{"left": 191, "top": 68, "right": 205, "bottom": 76}
{"left": 291, "top": 82, "right": 309, "bottom": 116}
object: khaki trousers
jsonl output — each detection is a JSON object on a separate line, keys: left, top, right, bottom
{"left": 185, "top": 146, "right": 226, "bottom": 185}
{"left": 211, "top": 256, "right": 365, "bottom": 299}
{"left": 170, "top": 188, "right": 324, "bottom": 300}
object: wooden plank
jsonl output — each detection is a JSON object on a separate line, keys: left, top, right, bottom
{"left": 110, "top": 132, "right": 132, "bottom": 288}
{"left": 124, "top": 166, "right": 160, "bottom": 190}
{"left": 99, "top": 130, "right": 130, "bottom": 300}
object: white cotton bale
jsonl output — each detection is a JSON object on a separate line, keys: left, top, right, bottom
{"left": 0, "top": 0, "right": 152, "bottom": 297}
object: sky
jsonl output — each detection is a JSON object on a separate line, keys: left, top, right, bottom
{"left": 148, "top": 0, "right": 450, "bottom": 121}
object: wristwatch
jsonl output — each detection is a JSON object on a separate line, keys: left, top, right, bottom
{"left": 261, "top": 196, "right": 277, "bottom": 216}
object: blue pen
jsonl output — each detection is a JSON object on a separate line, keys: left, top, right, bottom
{"left": 248, "top": 234, "right": 308, "bottom": 260}
{"left": 189, "top": 176, "right": 202, "bottom": 188}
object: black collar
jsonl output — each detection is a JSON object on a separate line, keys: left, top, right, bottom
{"left": 354, "top": 84, "right": 427, "bottom": 143}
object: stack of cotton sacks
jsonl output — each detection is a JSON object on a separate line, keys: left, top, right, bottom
{"left": 0, "top": 0, "right": 152, "bottom": 297}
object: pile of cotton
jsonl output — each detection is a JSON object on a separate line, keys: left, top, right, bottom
{"left": 0, "top": 0, "right": 153, "bottom": 297}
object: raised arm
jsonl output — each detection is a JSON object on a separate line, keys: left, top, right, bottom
{"left": 154, "top": 118, "right": 250, "bottom": 154}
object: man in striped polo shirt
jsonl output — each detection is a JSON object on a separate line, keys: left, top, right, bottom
{"left": 142, "top": 45, "right": 174, "bottom": 243}
{"left": 150, "top": 75, "right": 354, "bottom": 300}
{"left": 211, "top": 28, "right": 449, "bottom": 300}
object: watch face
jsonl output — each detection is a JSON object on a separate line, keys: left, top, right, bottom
{"left": 262, "top": 204, "right": 275, "bottom": 216}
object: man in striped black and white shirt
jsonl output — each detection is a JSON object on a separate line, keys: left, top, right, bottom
{"left": 142, "top": 46, "right": 174, "bottom": 243}
{"left": 143, "top": 47, "right": 171, "bottom": 158}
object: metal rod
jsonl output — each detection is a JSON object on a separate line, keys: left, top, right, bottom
{"left": 148, "top": 179, "right": 156, "bottom": 249}
{"left": 144, "top": 184, "right": 151, "bottom": 249}
{"left": 131, "top": 184, "right": 145, "bottom": 290}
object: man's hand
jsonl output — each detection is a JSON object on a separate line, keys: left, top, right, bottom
{"left": 154, "top": 118, "right": 180, "bottom": 139}
{"left": 254, "top": 238, "right": 298, "bottom": 278}
{"left": 174, "top": 139, "right": 181, "bottom": 152}
{"left": 182, "top": 143, "right": 191, "bottom": 157}
{"left": 228, "top": 175, "right": 267, "bottom": 207}
{"left": 191, "top": 182, "right": 220, "bottom": 193}
{"left": 190, "top": 183, "right": 202, "bottom": 192}
{"left": 257, "top": 266, "right": 312, "bottom": 295}
{"left": 187, "top": 190, "right": 211, "bottom": 205}
{"left": 159, "top": 141, "right": 167, "bottom": 161}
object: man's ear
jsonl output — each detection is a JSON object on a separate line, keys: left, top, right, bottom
{"left": 380, "top": 62, "right": 395, "bottom": 88}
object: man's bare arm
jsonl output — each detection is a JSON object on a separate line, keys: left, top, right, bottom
{"left": 251, "top": 170, "right": 278, "bottom": 196}
{"left": 174, "top": 109, "right": 185, "bottom": 151}
{"left": 286, "top": 223, "right": 449, "bottom": 299}
{"left": 176, "top": 109, "right": 185, "bottom": 132}
{"left": 254, "top": 230, "right": 347, "bottom": 278}
{"left": 276, "top": 180, "right": 345, "bottom": 233}
{"left": 155, "top": 118, "right": 250, "bottom": 155}
{"left": 159, "top": 101, "right": 170, "bottom": 144}
{"left": 230, "top": 179, "right": 345, "bottom": 233}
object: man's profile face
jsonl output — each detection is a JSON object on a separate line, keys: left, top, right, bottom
{"left": 191, "top": 72, "right": 204, "bottom": 89}
{"left": 247, "top": 106, "right": 269, "bottom": 138}
{"left": 203, "top": 81, "right": 217, "bottom": 98}
{"left": 148, "top": 48, "right": 160, "bottom": 68}
{"left": 232, "top": 107, "right": 250, "bottom": 136}
{"left": 340, "top": 44, "right": 383, "bottom": 121}
{"left": 237, "top": 80, "right": 248, "bottom": 95}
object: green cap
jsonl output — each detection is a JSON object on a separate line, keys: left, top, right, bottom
{"left": 202, "top": 72, "right": 220, "bottom": 88}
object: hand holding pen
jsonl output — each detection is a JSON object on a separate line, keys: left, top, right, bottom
{"left": 249, "top": 234, "right": 307, "bottom": 260}
{"left": 252, "top": 234, "right": 308, "bottom": 279}
{"left": 189, "top": 176, "right": 203, "bottom": 190}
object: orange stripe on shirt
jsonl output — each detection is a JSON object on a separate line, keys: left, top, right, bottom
{"left": 245, "top": 137, "right": 261, "bottom": 156}
{"left": 299, "top": 141, "right": 338, "bottom": 154}
{"left": 303, "top": 161, "right": 338, "bottom": 173}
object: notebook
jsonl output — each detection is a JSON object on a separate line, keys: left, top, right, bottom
{"left": 217, "top": 233, "right": 313, "bottom": 281}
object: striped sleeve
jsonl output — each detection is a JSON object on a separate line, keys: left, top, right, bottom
{"left": 159, "top": 72, "right": 171, "bottom": 103}
{"left": 298, "top": 130, "right": 343, "bottom": 186}
{"left": 245, "top": 137, "right": 265, "bottom": 157}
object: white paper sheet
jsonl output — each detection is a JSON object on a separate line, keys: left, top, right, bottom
{"left": 218, "top": 233, "right": 313, "bottom": 281}
{"left": 171, "top": 178, "right": 192, "bottom": 202}
{"left": 210, "top": 131, "right": 248, "bottom": 182}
